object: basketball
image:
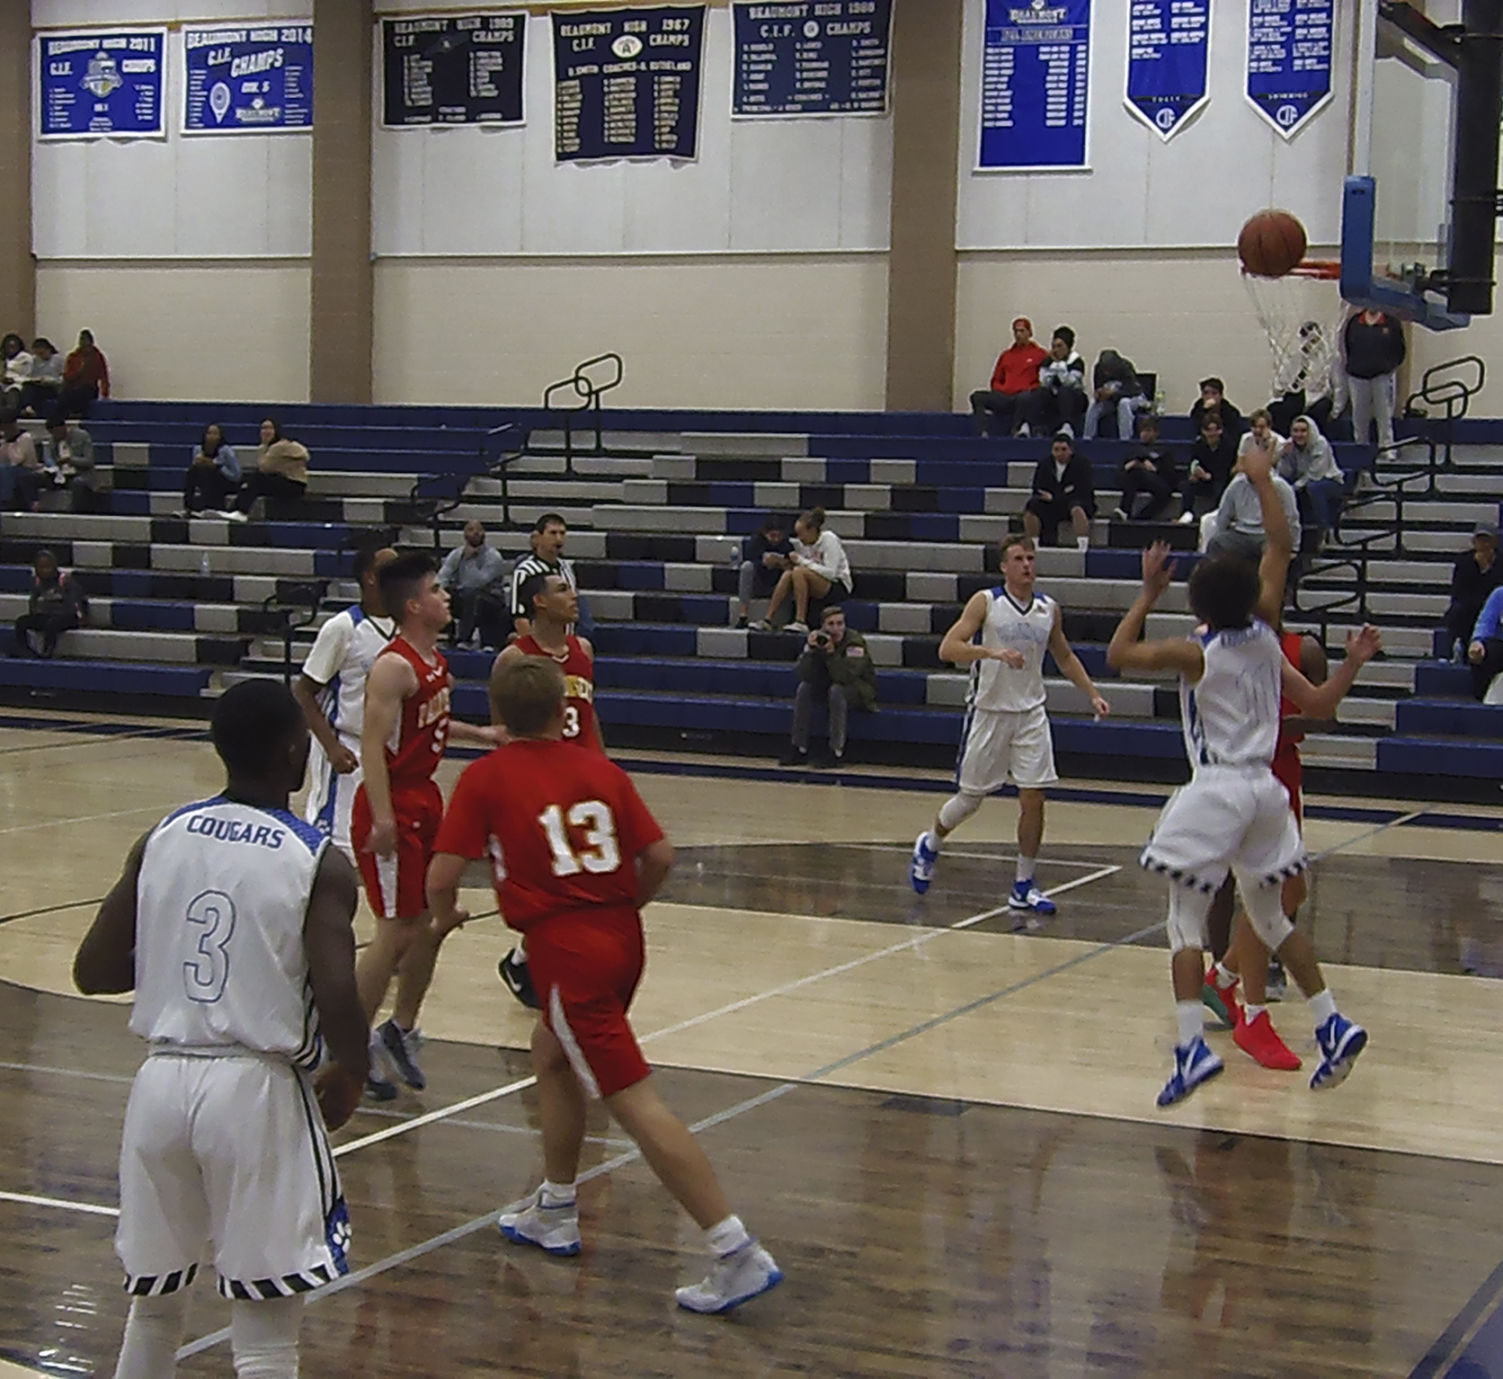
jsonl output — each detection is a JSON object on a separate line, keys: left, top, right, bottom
{"left": 1238, "top": 209, "right": 1308, "bottom": 278}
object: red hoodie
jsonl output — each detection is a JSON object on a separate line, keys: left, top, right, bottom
{"left": 990, "top": 342, "right": 1047, "bottom": 395}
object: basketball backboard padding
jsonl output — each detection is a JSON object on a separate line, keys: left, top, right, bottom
{"left": 1341, "top": 176, "right": 1471, "bottom": 331}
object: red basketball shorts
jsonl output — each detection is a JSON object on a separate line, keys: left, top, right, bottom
{"left": 351, "top": 780, "right": 443, "bottom": 920}
{"left": 1271, "top": 746, "right": 1304, "bottom": 827}
{"left": 527, "top": 908, "right": 650, "bottom": 1100}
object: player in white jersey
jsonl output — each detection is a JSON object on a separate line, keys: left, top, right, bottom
{"left": 73, "top": 679, "right": 368, "bottom": 1379}
{"left": 1107, "top": 451, "right": 1381, "bottom": 1107}
{"left": 910, "top": 534, "right": 1110, "bottom": 914}
{"left": 294, "top": 542, "right": 397, "bottom": 857}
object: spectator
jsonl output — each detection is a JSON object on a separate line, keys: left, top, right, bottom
{"left": 1082, "top": 348, "right": 1146, "bottom": 440}
{"left": 1189, "top": 377, "right": 1245, "bottom": 440}
{"left": 9, "top": 549, "right": 86, "bottom": 658}
{"left": 755, "top": 506, "right": 852, "bottom": 634}
{"left": 1445, "top": 524, "right": 1503, "bottom": 661}
{"left": 779, "top": 605, "right": 877, "bottom": 770}
{"left": 1016, "top": 325, "right": 1087, "bottom": 438}
{"left": 1278, "top": 414, "right": 1345, "bottom": 542}
{"left": 40, "top": 413, "right": 97, "bottom": 513}
{"left": 734, "top": 514, "right": 793, "bottom": 628}
{"left": 20, "top": 338, "right": 62, "bottom": 416}
{"left": 1, "top": 333, "right": 31, "bottom": 413}
{"left": 60, "top": 329, "right": 110, "bottom": 415}
{"left": 1024, "top": 432, "right": 1095, "bottom": 551}
{"left": 1206, "top": 461, "right": 1301, "bottom": 562}
{"left": 1342, "top": 307, "right": 1406, "bottom": 451}
{"left": 0, "top": 413, "right": 44, "bottom": 512}
{"left": 970, "top": 317, "right": 1048, "bottom": 438}
{"left": 1467, "top": 586, "right": 1503, "bottom": 702}
{"left": 439, "top": 519, "right": 509, "bottom": 649}
{"left": 1181, "top": 413, "right": 1238, "bottom": 522}
{"left": 1269, "top": 323, "right": 1341, "bottom": 437}
{"left": 509, "top": 512, "right": 585, "bottom": 639}
{"left": 183, "top": 422, "right": 241, "bottom": 515}
{"left": 227, "top": 416, "right": 308, "bottom": 521}
{"left": 1114, "top": 413, "right": 1180, "bottom": 522}
{"left": 1237, "top": 407, "right": 1285, "bottom": 465}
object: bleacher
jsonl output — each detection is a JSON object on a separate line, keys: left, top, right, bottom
{"left": 1, "top": 399, "right": 1499, "bottom": 798}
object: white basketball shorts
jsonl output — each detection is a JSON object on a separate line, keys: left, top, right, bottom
{"left": 115, "top": 1051, "right": 350, "bottom": 1299}
{"left": 304, "top": 740, "right": 360, "bottom": 860}
{"left": 956, "top": 704, "right": 1058, "bottom": 794}
{"left": 1140, "top": 766, "right": 1306, "bottom": 896}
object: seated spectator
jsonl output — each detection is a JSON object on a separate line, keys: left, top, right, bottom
{"left": 755, "top": 506, "right": 852, "bottom": 634}
{"left": 1082, "top": 348, "right": 1147, "bottom": 439}
{"left": 1468, "top": 586, "right": 1503, "bottom": 702}
{"left": 40, "top": 413, "right": 97, "bottom": 513}
{"left": 228, "top": 416, "right": 309, "bottom": 521}
{"left": 1181, "top": 413, "right": 1238, "bottom": 522}
{"left": 970, "top": 318, "right": 1048, "bottom": 438}
{"left": 20, "top": 338, "right": 62, "bottom": 417}
{"left": 1016, "top": 325, "right": 1087, "bottom": 438}
{"left": 1278, "top": 414, "right": 1344, "bottom": 543}
{"left": 1269, "top": 322, "right": 1341, "bottom": 438}
{"left": 1189, "top": 377, "right": 1245, "bottom": 440}
{"left": 1114, "top": 413, "right": 1180, "bottom": 522}
{"left": 509, "top": 512, "right": 588, "bottom": 639}
{"left": 439, "top": 519, "right": 509, "bottom": 649}
{"left": 1205, "top": 461, "right": 1301, "bottom": 562}
{"left": 1024, "top": 432, "right": 1096, "bottom": 551}
{"left": 9, "top": 549, "right": 86, "bottom": 659}
{"left": 778, "top": 605, "right": 876, "bottom": 770}
{"left": 60, "top": 329, "right": 109, "bottom": 416}
{"left": 0, "top": 413, "right": 44, "bottom": 512}
{"left": 735, "top": 514, "right": 793, "bottom": 628}
{"left": 1, "top": 333, "right": 31, "bottom": 413}
{"left": 1237, "top": 408, "right": 1285, "bottom": 468}
{"left": 183, "top": 422, "right": 241, "bottom": 515}
{"left": 1445, "top": 524, "right": 1502, "bottom": 661}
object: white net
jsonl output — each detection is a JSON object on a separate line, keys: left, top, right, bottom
{"left": 1241, "top": 267, "right": 1345, "bottom": 403}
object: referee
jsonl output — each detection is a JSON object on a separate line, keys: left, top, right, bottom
{"left": 509, "top": 512, "right": 589, "bottom": 638}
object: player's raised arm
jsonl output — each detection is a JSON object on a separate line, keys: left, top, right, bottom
{"left": 1107, "top": 542, "right": 1206, "bottom": 679}
{"left": 360, "top": 651, "right": 416, "bottom": 857}
{"left": 304, "top": 847, "right": 369, "bottom": 1099}
{"left": 73, "top": 831, "right": 149, "bottom": 995}
{"left": 1280, "top": 624, "right": 1382, "bottom": 720}
{"left": 939, "top": 590, "right": 1018, "bottom": 667}
{"left": 1047, "top": 605, "right": 1110, "bottom": 717}
{"left": 1243, "top": 448, "right": 1295, "bottom": 626}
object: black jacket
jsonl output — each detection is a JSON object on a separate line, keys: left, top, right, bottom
{"left": 1190, "top": 398, "right": 1245, "bottom": 439}
{"left": 1030, "top": 453, "right": 1095, "bottom": 509}
{"left": 1121, "top": 444, "right": 1180, "bottom": 488}
{"left": 1187, "top": 436, "right": 1237, "bottom": 496}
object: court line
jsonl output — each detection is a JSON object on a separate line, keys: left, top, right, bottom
{"left": 0, "top": 1190, "right": 118, "bottom": 1219}
{"left": 0, "top": 898, "right": 106, "bottom": 926}
{"left": 0, "top": 723, "right": 198, "bottom": 757}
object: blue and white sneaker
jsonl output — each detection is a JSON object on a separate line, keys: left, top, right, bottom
{"left": 1157, "top": 1036, "right": 1224, "bottom": 1108}
{"left": 1008, "top": 880, "right": 1056, "bottom": 916}
{"left": 909, "top": 832, "right": 938, "bottom": 894}
{"left": 498, "top": 1189, "right": 582, "bottom": 1257}
{"left": 1310, "top": 1013, "right": 1367, "bottom": 1090}
{"left": 376, "top": 1018, "right": 426, "bottom": 1091}
{"left": 676, "top": 1242, "right": 783, "bottom": 1314}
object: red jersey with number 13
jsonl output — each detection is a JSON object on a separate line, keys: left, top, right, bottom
{"left": 378, "top": 636, "right": 452, "bottom": 788}
{"left": 515, "top": 634, "right": 600, "bottom": 751}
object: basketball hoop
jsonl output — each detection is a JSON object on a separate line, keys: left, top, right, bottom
{"left": 1242, "top": 259, "right": 1345, "bottom": 402}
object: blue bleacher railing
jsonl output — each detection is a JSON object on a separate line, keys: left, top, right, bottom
{"left": 541, "top": 352, "right": 624, "bottom": 473}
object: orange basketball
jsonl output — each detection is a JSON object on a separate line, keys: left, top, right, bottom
{"left": 1237, "top": 209, "right": 1308, "bottom": 278}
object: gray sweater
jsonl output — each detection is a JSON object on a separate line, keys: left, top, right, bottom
{"left": 1212, "top": 473, "right": 1302, "bottom": 551}
{"left": 439, "top": 542, "right": 508, "bottom": 596}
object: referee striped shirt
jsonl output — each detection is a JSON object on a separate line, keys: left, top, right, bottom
{"left": 509, "top": 554, "right": 577, "bottom": 619}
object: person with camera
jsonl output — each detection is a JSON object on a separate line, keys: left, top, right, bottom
{"left": 779, "top": 605, "right": 876, "bottom": 769}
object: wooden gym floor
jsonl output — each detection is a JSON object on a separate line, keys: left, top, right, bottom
{"left": 1, "top": 708, "right": 1502, "bottom": 1377}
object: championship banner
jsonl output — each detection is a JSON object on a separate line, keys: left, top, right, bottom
{"left": 39, "top": 30, "right": 166, "bottom": 140}
{"left": 183, "top": 24, "right": 314, "bottom": 134}
{"left": 732, "top": 1, "right": 893, "bottom": 118}
{"left": 1245, "top": 0, "right": 1333, "bottom": 139}
{"left": 1125, "top": 0, "right": 1210, "bottom": 140}
{"left": 382, "top": 14, "right": 527, "bottom": 128}
{"left": 552, "top": 6, "right": 706, "bottom": 162}
{"left": 978, "top": 0, "right": 1092, "bottom": 171}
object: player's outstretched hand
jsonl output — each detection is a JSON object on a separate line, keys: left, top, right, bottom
{"left": 1141, "top": 541, "right": 1175, "bottom": 597}
{"left": 315, "top": 1064, "right": 363, "bottom": 1132}
{"left": 1240, "top": 446, "right": 1275, "bottom": 485}
{"left": 1090, "top": 694, "right": 1110, "bottom": 719}
{"left": 1345, "top": 624, "right": 1383, "bottom": 665}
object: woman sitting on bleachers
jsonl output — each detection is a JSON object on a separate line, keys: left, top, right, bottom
{"left": 227, "top": 417, "right": 309, "bottom": 522}
{"left": 10, "top": 549, "right": 86, "bottom": 658}
{"left": 1278, "top": 414, "right": 1345, "bottom": 544}
{"left": 183, "top": 422, "right": 242, "bottom": 516}
{"left": 753, "top": 506, "right": 852, "bottom": 635}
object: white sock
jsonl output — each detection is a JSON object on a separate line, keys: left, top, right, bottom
{"left": 540, "top": 1179, "right": 576, "bottom": 1208}
{"left": 1016, "top": 855, "right": 1037, "bottom": 886}
{"left": 925, "top": 830, "right": 941, "bottom": 854}
{"left": 1307, "top": 988, "right": 1337, "bottom": 1028}
{"left": 1176, "top": 1000, "right": 1204, "bottom": 1047}
{"left": 114, "top": 1293, "right": 189, "bottom": 1379}
{"left": 706, "top": 1213, "right": 752, "bottom": 1257}
{"left": 230, "top": 1296, "right": 303, "bottom": 1379}
{"left": 1213, "top": 961, "right": 1238, "bottom": 990}
{"left": 513, "top": 937, "right": 529, "bottom": 966}
{"left": 1243, "top": 1002, "right": 1267, "bottom": 1024}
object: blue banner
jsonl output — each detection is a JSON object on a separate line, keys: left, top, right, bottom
{"left": 979, "top": 0, "right": 1092, "bottom": 171}
{"left": 553, "top": 7, "right": 706, "bottom": 162}
{"left": 732, "top": 1, "right": 893, "bottom": 118}
{"left": 1246, "top": 0, "right": 1334, "bottom": 139}
{"left": 39, "top": 30, "right": 166, "bottom": 140}
{"left": 183, "top": 24, "right": 314, "bottom": 135}
{"left": 381, "top": 14, "right": 526, "bottom": 129}
{"left": 1125, "top": 0, "right": 1210, "bottom": 140}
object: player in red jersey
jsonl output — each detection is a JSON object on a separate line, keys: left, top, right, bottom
{"left": 352, "top": 551, "right": 498, "bottom": 1100}
{"left": 426, "top": 659, "right": 783, "bottom": 1316}
{"left": 494, "top": 570, "right": 604, "bottom": 1011}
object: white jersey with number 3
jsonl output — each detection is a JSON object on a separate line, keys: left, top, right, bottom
{"left": 967, "top": 588, "right": 1055, "bottom": 714}
{"left": 130, "top": 797, "right": 327, "bottom": 1069}
{"left": 1181, "top": 621, "right": 1283, "bottom": 771}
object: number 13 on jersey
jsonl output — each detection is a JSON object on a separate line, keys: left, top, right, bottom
{"left": 539, "top": 800, "right": 620, "bottom": 876}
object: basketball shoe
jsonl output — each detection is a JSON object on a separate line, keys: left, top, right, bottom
{"left": 675, "top": 1241, "right": 783, "bottom": 1314}
{"left": 498, "top": 1189, "right": 582, "bottom": 1257}
{"left": 909, "top": 832, "right": 938, "bottom": 894}
{"left": 1310, "top": 1013, "right": 1367, "bottom": 1090}
{"left": 1235, "top": 1010, "right": 1301, "bottom": 1071}
{"left": 1157, "top": 1036, "right": 1224, "bottom": 1107}
{"left": 498, "top": 948, "right": 540, "bottom": 1010}
{"left": 376, "top": 1018, "right": 426, "bottom": 1091}
{"left": 1009, "top": 881, "right": 1056, "bottom": 916}
{"left": 1200, "top": 967, "right": 1240, "bottom": 1028}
